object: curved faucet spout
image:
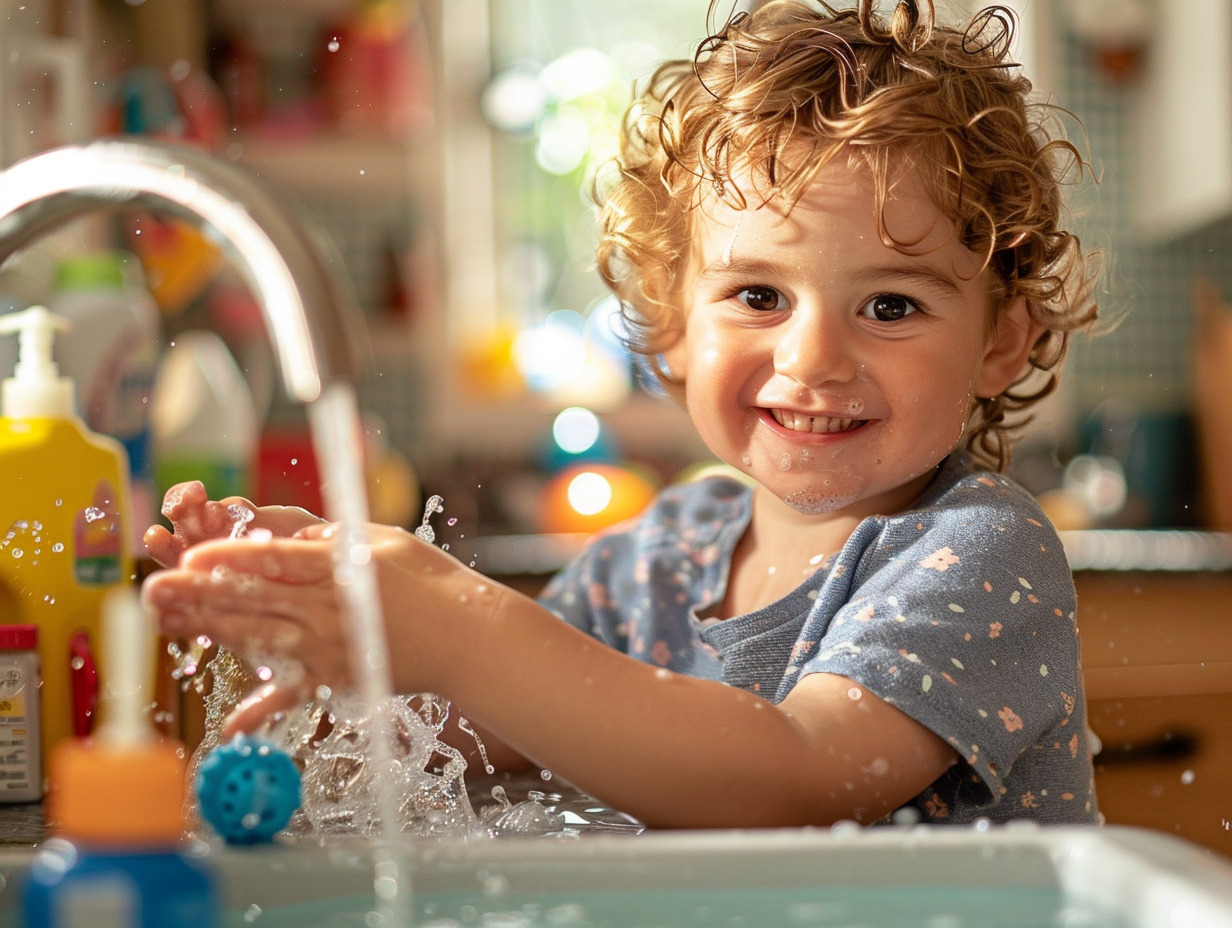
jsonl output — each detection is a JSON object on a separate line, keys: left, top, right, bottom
{"left": 0, "top": 138, "right": 367, "bottom": 403}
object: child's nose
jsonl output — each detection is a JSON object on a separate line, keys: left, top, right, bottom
{"left": 773, "top": 312, "right": 858, "bottom": 385}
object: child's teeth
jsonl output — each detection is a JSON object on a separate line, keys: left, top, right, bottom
{"left": 772, "top": 409, "right": 856, "bottom": 433}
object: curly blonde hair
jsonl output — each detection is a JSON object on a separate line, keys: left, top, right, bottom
{"left": 594, "top": 0, "right": 1099, "bottom": 471}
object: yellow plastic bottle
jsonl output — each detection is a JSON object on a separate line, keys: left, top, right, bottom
{"left": 0, "top": 306, "right": 132, "bottom": 775}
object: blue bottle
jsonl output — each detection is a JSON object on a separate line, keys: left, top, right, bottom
{"left": 23, "top": 589, "right": 220, "bottom": 927}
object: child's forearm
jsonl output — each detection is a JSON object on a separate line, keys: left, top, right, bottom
{"left": 399, "top": 582, "right": 946, "bottom": 829}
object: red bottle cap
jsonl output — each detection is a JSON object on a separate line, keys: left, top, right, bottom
{"left": 0, "top": 624, "right": 37, "bottom": 650}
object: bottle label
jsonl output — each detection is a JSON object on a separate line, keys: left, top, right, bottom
{"left": 0, "top": 653, "right": 38, "bottom": 794}
{"left": 73, "top": 479, "right": 124, "bottom": 586}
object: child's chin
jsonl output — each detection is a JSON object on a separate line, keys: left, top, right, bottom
{"left": 781, "top": 486, "right": 859, "bottom": 515}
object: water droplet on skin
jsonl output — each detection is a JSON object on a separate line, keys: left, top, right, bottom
{"left": 228, "top": 504, "right": 256, "bottom": 539}
{"left": 847, "top": 686, "right": 862, "bottom": 700}
{"left": 10, "top": 549, "right": 20, "bottom": 559}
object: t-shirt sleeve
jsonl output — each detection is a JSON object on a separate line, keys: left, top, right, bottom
{"left": 799, "top": 480, "right": 1080, "bottom": 805}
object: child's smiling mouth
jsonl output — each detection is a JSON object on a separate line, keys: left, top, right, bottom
{"left": 767, "top": 408, "right": 867, "bottom": 434}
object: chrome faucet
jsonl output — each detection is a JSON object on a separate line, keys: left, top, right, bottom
{"left": 0, "top": 137, "right": 367, "bottom": 402}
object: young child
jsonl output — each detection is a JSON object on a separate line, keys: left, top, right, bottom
{"left": 143, "top": 0, "right": 1101, "bottom": 829}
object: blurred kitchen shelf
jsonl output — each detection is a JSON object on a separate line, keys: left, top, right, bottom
{"left": 429, "top": 392, "right": 712, "bottom": 463}
{"left": 214, "top": 0, "right": 360, "bottom": 17}
{"left": 225, "top": 132, "right": 429, "bottom": 198}
{"left": 1061, "top": 530, "right": 1232, "bottom": 572}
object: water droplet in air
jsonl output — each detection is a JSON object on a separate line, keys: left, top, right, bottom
{"left": 447, "top": 517, "right": 458, "bottom": 526}
{"left": 540, "top": 769, "right": 553, "bottom": 781}
{"left": 415, "top": 494, "right": 445, "bottom": 543}
{"left": 1181, "top": 769, "right": 1195, "bottom": 785}
{"left": 327, "top": 37, "right": 340, "bottom": 52}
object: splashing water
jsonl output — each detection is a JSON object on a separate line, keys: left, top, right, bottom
{"left": 415, "top": 495, "right": 444, "bottom": 544}
{"left": 457, "top": 714, "right": 495, "bottom": 774}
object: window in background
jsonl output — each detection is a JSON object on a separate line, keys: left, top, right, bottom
{"left": 465, "top": 1, "right": 706, "bottom": 412}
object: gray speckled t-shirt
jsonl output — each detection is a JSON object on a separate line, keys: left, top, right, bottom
{"left": 537, "top": 455, "right": 1099, "bottom": 825}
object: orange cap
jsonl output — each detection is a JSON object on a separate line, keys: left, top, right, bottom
{"left": 47, "top": 736, "right": 188, "bottom": 846}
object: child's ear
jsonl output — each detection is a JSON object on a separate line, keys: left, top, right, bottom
{"left": 661, "top": 328, "right": 688, "bottom": 383}
{"left": 975, "top": 295, "right": 1043, "bottom": 399}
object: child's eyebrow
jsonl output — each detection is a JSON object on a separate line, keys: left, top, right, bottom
{"left": 697, "top": 257, "right": 968, "bottom": 298}
{"left": 696, "top": 257, "right": 788, "bottom": 280}
{"left": 849, "top": 264, "right": 966, "bottom": 298}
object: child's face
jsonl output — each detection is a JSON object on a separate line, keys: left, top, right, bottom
{"left": 667, "top": 158, "right": 1024, "bottom": 518}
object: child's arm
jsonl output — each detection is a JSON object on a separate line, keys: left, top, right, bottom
{"left": 142, "top": 523, "right": 956, "bottom": 829}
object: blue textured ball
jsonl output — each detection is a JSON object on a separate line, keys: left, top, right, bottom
{"left": 195, "top": 735, "right": 302, "bottom": 845}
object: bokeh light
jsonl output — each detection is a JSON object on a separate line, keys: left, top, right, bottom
{"left": 541, "top": 463, "right": 658, "bottom": 535}
{"left": 552, "top": 406, "right": 601, "bottom": 455}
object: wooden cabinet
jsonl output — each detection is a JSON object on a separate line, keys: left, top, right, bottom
{"left": 1077, "top": 570, "right": 1232, "bottom": 857}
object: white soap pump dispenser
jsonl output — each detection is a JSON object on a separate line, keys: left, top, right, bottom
{"left": 0, "top": 305, "right": 75, "bottom": 419}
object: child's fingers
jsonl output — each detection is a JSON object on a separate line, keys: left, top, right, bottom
{"left": 221, "top": 683, "right": 310, "bottom": 740}
{"left": 142, "top": 524, "right": 183, "bottom": 567}
{"left": 159, "top": 480, "right": 209, "bottom": 520}
{"left": 145, "top": 578, "right": 349, "bottom": 685}
{"left": 177, "top": 535, "right": 336, "bottom": 586}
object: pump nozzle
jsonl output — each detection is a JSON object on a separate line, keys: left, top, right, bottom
{"left": 0, "top": 305, "right": 75, "bottom": 418}
{"left": 97, "top": 587, "right": 154, "bottom": 749}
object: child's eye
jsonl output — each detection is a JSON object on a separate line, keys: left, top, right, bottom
{"left": 736, "top": 286, "right": 785, "bottom": 312}
{"left": 860, "top": 294, "right": 919, "bottom": 322}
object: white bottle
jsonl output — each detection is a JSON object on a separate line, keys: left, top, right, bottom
{"left": 46, "top": 252, "right": 160, "bottom": 554}
{"left": 151, "top": 330, "right": 258, "bottom": 501}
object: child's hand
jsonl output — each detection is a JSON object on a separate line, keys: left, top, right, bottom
{"left": 140, "top": 522, "right": 489, "bottom": 707}
{"left": 143, "top": 480, "right": 324, "bottom": 567}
